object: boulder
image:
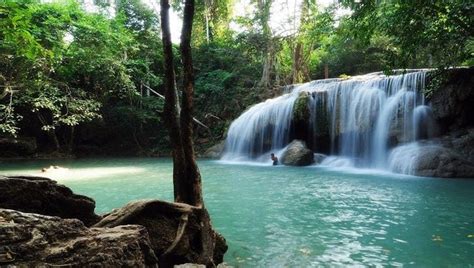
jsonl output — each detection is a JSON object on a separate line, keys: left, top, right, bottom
{"left": 94, "top": 199, "right": 228, "bottom": 267}
{"left": 437, "top": 127, "right": 474, "bottom": 163}
{"left": 0, "top": 137, "right": 37, "bottom": 157}
{"left": 0, "top": 176, "right": 101, "bottom": 226}
{"left": 281, "top": 140, "right": 314, "bottom": 166}
{"left": 314, "top": 153, "right": 327, "bottom": 164}
{"left": 389, "top": 143, "right": 474, "bottom": 178}
{"left": 413, "top": 145, "right": 474, "bottom": 178}
{"left": 292, "top": 91, "right": 311, "bottom": 123}
{"left": 203, "top": 141, "right": 226, "bottom": 158}
{"left": 0, "top": 209, "right": 158, "bottom": 267}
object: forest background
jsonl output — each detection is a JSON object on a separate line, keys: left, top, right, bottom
{"left": 0, "top": 0, "right": 471, "bottom": 157}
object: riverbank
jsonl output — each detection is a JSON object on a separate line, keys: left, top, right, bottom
{"left": 0, "top": 175, "right": 227, "bottom": 267}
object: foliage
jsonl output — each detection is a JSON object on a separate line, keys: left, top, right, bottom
{"left": 342, "top": 1, "right": 473, "bottom": 69}
{"left": 192, "top": 41, "right": 262, "bottom": 139}
{"left": 0, "top": 0, "right": 472, "bottom": 155}
{"left": 0, "top": 0, "right": 164, "bottom": 153}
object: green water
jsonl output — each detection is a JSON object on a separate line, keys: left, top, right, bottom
{"left": 1, "top": 158, "right": 473, "bottom": 267}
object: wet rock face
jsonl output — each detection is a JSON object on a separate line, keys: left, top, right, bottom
{"left": 280, "top": 140, "right": 314, "bottom": 166}
{"left": 390, "top": 143, "right": 474, "bottom": 178}
{"left": 291, "top": 92, "right": 312, "bottom": 144}
{"left": 438, "top": 127, "right": 474, "bottom": 163}
{"left": 413, "top": 145, "right": 474, "bottom": 178}
{"left": 203, "top": 140, "right": 226, "bottom": 158}
{"left": 429, "top": 68, "right": 474, "bottom": 133}
{"left": 314, "top": 153, "right": 327, "bottom": 164}
{"left": 292, "top": 92, "right": 311, "bottom": 123}
{"left": 94, "top": 200, "right": 228, "bottom": 267}
{"left": 0, "top": 209, "right": 158, "bottom": 267}
{"left": 0, "top": 176, "right": 101, "bottom": 226}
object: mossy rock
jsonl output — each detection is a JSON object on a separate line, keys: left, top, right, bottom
{"left": 293, "top": 91, "right": 310, "bottom": 122}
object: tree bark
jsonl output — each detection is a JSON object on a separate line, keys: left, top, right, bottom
{"left": 161, "top": 0, "right": 203, "bottom": 207}
{"left": 159, "top": 2, "right": 227, "bottom": 264}
{"left": 260, "top": 41, "right": 275, "bottom": 89}
{"left": 257, "top": 0, "right": 275, "bottom": 89}
{"left": 292, "top": 41, "right": 304, "bottom": 83}
{"left": 180, "top": 0, "right": 203, "bottom": 207}
{"left": 160, "top": 0, "right": 187, "bottom": 202}
{"left": 291, "top": 0, "right": 311, "bottom": 84}
{"left": 67, "top": 126, "right": 75, "bottom": 154}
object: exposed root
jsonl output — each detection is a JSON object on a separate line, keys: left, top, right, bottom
{"left": 161, "top": 212, "right": 190, "bottom": 256}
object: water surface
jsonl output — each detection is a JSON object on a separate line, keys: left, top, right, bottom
{"left": 1, "top": 158, "right": 473, "bottom": 267}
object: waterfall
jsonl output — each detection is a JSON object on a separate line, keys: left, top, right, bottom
{"left": 222, "top": 70, "right": 435, "bottom": 170}
{"left": 221, "top": 94, "right": 296, "bottom": 161}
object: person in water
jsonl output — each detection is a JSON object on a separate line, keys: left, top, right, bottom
{"left": 271, "top": 153, "right": 279, "bottom": 166}
{"left": 41, "top": 165, "right": 68, "bottom": 173}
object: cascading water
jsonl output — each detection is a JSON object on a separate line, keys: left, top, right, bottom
{"left": 222, "top": 94, "right": 296, "bottom": 161}
{"left": 222, "top": 70, "right": 436, "bottom": 172}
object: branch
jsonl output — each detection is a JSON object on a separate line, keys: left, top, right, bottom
{"left": 141, "top": 83, "right": 209, "bottom": 130}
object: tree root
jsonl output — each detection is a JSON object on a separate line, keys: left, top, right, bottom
{"left": 161, "top": 212, "right": 190, "bottom": 256}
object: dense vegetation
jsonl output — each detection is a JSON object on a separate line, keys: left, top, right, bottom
{"left": 0, "top": 0, "right": 472, "bottom": 157}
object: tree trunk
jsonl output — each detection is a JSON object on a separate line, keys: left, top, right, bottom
{"left": 50, "top": 130, "right": 60, "bottom": 152}
{"left": 291, "top": 0, "right": 311, "bottom": 84}
{"left": 160, "top": 2, "right": 223, "bottom": 266}
{"left": 179, "top": 0, "right": 203, "bottom": 207}
{"left": 257, "top": 0, "right": 274, "bottom": 90}
{"left": 160, "top": 0, "right": 203, "bottom": 207}
{"left": 67, "top": 126, "right": 75, "bottom": 154}
{"left": 259, "top": 41, "right": 275, "bottom": 89}
{"left": 292, "top": 42, "right": 304, "bottom": 83}
{"left": 160, "top": 0, "right": 187, "bottom": 202}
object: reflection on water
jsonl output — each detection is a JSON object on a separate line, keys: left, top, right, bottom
{"left": 31, "top": 167, "right": 146, "bottom": 181}
{"left": 1, "top": 158, "right": 473, "bottom": 267}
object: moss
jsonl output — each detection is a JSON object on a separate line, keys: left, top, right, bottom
{"left": 424, "top": 69, "right": 450, "bottom": 99}
{"left": 293, "top": 92, "right": 310, "bottom": 122}
{"left": 315, "top": 101, "right": 329, "bottom": 136}
{"left": 339, "top": 74, "right": 351, "bottom": 80}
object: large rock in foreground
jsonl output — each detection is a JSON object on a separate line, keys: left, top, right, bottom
{"left": 281, "top": 140, "right": 314, "bottom": 166}
{"left": 0, "top": 176, "right": 101, "bottom": 226}
{"left": 389, "top": 143, "right": 474, "bottom": 178}
{"left": 95, "top": 199, "right": 227, "bottom": 267}
{"left": 0, "top": 209, "right": 158, "bottom": 266}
